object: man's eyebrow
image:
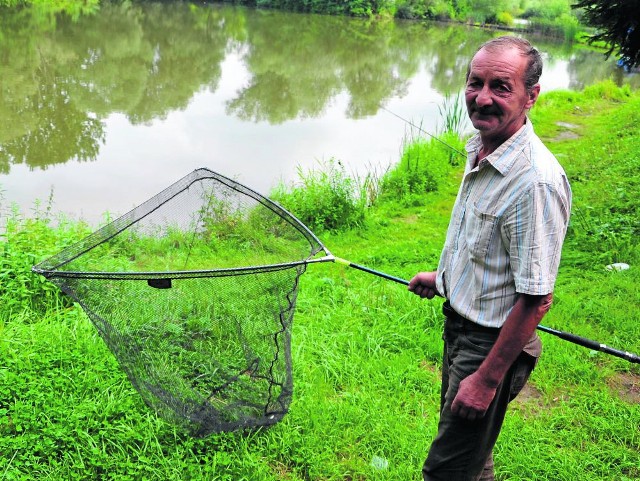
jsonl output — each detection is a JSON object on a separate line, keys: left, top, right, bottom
{"left": 489, "top": 76, "right": 514, "bottom": 85}
{"left": 467, "top": 74, "right": 513, "bottom": 84}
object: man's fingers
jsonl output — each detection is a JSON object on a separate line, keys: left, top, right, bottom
{"left": 451, "top": 399, "right": 485, "bottom": 420}
{"left": 413, "top": 287, "right": 435, "bottom": 299}
{"left": 453, "top": 407, "right": 480, "bottom": 420}
{"left": 451, "top": 399, "right": 459, "bottom": 416}
{"left": 408, "top": 272, "right": 437, "bottom": 298}
{"left": 423, "top": 289, "right": 435, "bottom": 299}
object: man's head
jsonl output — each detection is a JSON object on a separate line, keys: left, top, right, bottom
{"left": 469, "top": 36, "right": 543, "bottom": 93}
{"left": 465, "top": 36, "right": 543, "bottom": 149}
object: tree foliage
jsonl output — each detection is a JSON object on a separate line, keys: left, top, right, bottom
{"left": 573, "top": 0, "right": 640, "bottom": 68}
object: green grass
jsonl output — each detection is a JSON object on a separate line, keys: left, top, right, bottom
{"left": 1, "top": 81, "right": 639, "bottom": 480}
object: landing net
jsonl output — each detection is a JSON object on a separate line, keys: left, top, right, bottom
{"left": 33, "top": 168, "right": 328, "bottom": 436}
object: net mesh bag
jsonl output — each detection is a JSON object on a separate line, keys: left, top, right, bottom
{"left": 33, "top": 168, "right": 327, "bottom": 437}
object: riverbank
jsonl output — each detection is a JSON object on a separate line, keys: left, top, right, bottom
{"left": 0, "top": 81, "right": 638, "bottom": 479}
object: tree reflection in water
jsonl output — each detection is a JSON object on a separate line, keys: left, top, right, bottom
{"left": 0, "top": 3, "right": 634, "bottom": 221}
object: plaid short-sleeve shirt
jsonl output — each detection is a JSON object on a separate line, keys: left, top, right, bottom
{"left": 436, "top": 121, "right": 572, "bottom": 328}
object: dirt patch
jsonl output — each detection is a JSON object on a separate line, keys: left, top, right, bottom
{"left": 398, "top": 214, "right": 419, "bottom": 224}
{"left": 555, "top": 121, "right": 579, "bottom": 129}
{"left": 608, "top": 371, "right": 640, "bottom": 404}
{"left": 554, "top": 131, "right": 580, "bottom": 141}
{"left": 553, "top": 121, "right": 581, "bottom": 141}
{"left": 515, "top": 382, "right": 543, "bottom": 402}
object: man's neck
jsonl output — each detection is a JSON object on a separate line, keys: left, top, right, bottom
{"left": 473, "top": 144, "right": 494, "bottom": 168}
{"left": 476, "top": 118, "right": 528, "bottom": 166}
{"left": 477, "top": 137, "right": 505, "bottom": 160}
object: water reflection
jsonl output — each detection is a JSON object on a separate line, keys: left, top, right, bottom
{"left": 0, "top": 3, "right": 636, "bottom": 223}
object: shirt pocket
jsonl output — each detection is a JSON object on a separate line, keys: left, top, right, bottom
{"left": 464, "top": 204, "right": 498, "bottom": 261}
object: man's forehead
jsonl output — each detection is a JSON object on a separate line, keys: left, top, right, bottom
{"left": 476, "top": 44, "right": 524, "bottom": 57}
{"left": 468, "top": 47, "right": 526, "bottom": 77}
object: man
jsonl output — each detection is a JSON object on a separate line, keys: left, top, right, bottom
{"left": 408, "top": 36, "right": 572, "bottom": 481}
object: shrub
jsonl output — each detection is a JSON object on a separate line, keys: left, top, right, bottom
{"left": 0, "top": 203, "right": 87, "bottom": 316}
{"left": 495, "top": 11, "right": 514, "bottom": 26}
{"left": 392, "top": 0, "right": 453, "bottom": 20}
{"left": 380, "top": 91, "right": 466, "bottom": 206}
{"left": 395, "top": 0, "right": 434, "bottom": 20}
{"left": 521, "top": 0, "right": 570, "bottom": 20}
{"left": 271, "top": 159, "right": 366, "bottom": 233}
{"left": 380, "top": 133, "right": 461, "bottom": 206}
{"left": 583, "top": 79, "right": 631, "bottom": 101}
{"left": 556, "top": 12, "right": 581, "bottom": 42}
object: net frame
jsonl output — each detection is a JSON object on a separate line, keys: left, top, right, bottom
{"left": 32, "top": 168, "right": 336, "bottom": 436}
{"left": 33, "top": 168, "right": 331, "bottom": 280}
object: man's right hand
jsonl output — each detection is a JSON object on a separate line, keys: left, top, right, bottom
{"left": 408, "top": 271, "right": 440, "bottom": 299}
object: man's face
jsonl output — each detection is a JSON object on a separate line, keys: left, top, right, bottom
{"left": 465, "top": 46, "right": 539, "bottom": 144}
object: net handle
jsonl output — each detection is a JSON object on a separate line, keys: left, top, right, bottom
{"left": 328, "top": 257, "right": 640, "bottom": 365}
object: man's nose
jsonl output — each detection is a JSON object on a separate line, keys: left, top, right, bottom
{"left": 475, "top": 86, "right": 493, "bottom": 107}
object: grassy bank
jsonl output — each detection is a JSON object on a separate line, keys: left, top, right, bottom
{"left": 1, "top": 82, "right": 638, "bottom": 480}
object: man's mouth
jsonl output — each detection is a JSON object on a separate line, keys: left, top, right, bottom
{"left": 473, "top": 108, "right": 499, "bottom": 117}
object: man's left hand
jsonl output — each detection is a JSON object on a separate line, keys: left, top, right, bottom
{"left": 450, "top": 372, "right": 498, "bottom": 421}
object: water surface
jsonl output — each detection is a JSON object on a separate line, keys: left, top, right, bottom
{"left": 1, "top": 3, "right": 636, "bottom": 223}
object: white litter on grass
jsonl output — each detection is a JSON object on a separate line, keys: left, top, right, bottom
{"left": 370, "top": 455, "right": 389, "bottom": 470}
{"left": 605, "top": 263, "right": 630, "bottom": 271}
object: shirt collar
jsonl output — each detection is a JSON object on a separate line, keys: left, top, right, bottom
{"left": 465, "top": 120, "right": 533, "bottom": 176}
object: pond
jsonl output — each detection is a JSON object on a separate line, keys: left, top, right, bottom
{"left": 1, "top": 2, "right": 637, "bottom": 224}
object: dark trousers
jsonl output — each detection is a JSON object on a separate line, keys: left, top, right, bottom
{"left": 422, "top": 303, "right": 538, "bottom": 481}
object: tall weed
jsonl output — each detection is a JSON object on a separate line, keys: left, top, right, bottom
{"left": 0, "top": 201, "right": 87, "bottom": 317}
{"left": 380, "top": 94, "right": 466, "bottom": 206}
{"left": 354, "top": 161, "right": 389, "bottom": 209}
{"left": 380, "top": 134, "right": 462, "bottom": 207}
{"left": 271, "top": 159, "right": 367, "bottom": 233}
{"left": 437, "top": 92, "right": 468, "bottom": 140}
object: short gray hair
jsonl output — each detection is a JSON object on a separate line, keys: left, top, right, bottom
{"left": 468, "top": 36, "right": 543, "bottom": 92}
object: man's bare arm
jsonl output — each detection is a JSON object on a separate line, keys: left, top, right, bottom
{"left": 451, "top": 293, "right": 553, "bottom": 420}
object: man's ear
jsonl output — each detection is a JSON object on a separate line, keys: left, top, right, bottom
{"left": 526, "top": 83, "right": 541, "bottom": 109}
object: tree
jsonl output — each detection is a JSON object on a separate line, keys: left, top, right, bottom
{"left": 573, "top": 0, "right": 640, "bottom": 69}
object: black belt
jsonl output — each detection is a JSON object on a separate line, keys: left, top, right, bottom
{"left": 442, "top": 300, "right": 501, "bottom": 334}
